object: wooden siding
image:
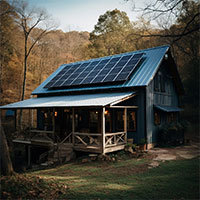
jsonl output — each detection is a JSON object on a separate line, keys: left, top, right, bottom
{"left": 146, "top": 60, "right": 180, "bottom": 144}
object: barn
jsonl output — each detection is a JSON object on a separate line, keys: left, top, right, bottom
{"left": 0, "top": 45, "right": 184, "bottom": 164}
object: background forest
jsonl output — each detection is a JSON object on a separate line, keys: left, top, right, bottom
{"left": 0, "top": 0, "right": 199, "bottom": 126}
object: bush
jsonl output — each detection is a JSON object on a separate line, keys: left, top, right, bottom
{"left": 158, "top": 120, "right": 189, "bottom": 146}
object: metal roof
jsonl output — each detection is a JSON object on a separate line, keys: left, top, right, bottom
{"left": 0, "top": 92, "right": 134, "bottom": 109}
{"left": 154, "top": 105, "right": 183, "bottom": 112}
{"left": 32, "top": 45, "right": 170, "bottom": 95}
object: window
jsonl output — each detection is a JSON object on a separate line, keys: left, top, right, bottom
{"left": 116, "top": 110, "right": 124, "bottom": 131}
{"left": 154, "top": 74, "right": 159, "bottom": 91}
{"left": 127, "top": 110, "right": 137, "bottom": 131}
{"left": 160, "top": 75, "right": 166, "bottom": 92}
{"left": 154, "top": 71, "right": 165, "bottom": 93}
{"left": 167, "top": 113, "right": 177, "bottom": 123}
{"left": 154, "top": 111, "right": 161, "bottom": 125}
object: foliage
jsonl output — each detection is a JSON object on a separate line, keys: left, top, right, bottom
{"left": 138, "top": 138, "right": 147, "bottom": 145}
{"left": 158, "top": 120, "right": 189, "bottom": 145}
{"left": 86, "top": 9, "right": 135, "bottom": 58}
{"left": 0, "top": 174, "right": 68, "bottom": 199}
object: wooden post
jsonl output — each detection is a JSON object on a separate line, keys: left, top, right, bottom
{"left": 102, "top": 107, "right": 106, "bottom": 155}
{"left": 28, "top": 109, "right": 31, "bottom": 139}
{"left": 31, "top": 109, "right": 34, "bottom": 128}
{"left": 14, "top": 109, "right": 17, "bottom": 131}
{"left": 27, "top": 145, "right": 31, "bottom": 168}
{"left": 124, "top": 108, "right": 127, "bottom": 144}
{"left": 52, "top": 108, "right": 56, "bottom": 142}
{"left": 72, "top": 108, "right": 75, "bottom": 146}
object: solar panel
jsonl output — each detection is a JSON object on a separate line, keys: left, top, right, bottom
{"left": 44, "top": 52, "right": 144, "bottom": 88}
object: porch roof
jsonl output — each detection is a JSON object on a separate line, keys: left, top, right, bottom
{"left": 154, "top": 105, "right": 183, "bottom": 112}
{"left": 0, "top": 92, "right": 135, "bottom": 109}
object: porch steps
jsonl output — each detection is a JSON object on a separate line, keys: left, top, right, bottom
{"left": 41, "top": 143, "right": 75, "bottom": 165}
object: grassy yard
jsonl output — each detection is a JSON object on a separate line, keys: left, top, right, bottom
{"left": 1, "top": 156, "right": 199, "bottom": 200}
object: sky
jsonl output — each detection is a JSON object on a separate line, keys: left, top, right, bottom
{"left": 27, "top": 0, "right": 144, "bottom": 32}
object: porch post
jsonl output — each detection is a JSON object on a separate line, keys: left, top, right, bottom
{"left": 72, "top": 108, "right": 75, "bottom": 145}
{"left": 27, "top": 145, "right": 31, "bottom": 168}
{"left": 124, "top": 108, "right": 127, "bottom": 144}
{"left": 52, "top": 108, "right": 56, "bottom": 142}
{"left": 102, "top": 107, "right": 106, "bottom": 155}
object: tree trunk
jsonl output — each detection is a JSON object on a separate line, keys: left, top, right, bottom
{"left": 0, "top": 111, "right": 14, "bottom": 176}
{"left": 19, "top": 37, "right": 28, "bottom": 130}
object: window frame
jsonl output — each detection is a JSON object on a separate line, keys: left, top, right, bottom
{"left": 154, "top": 111, "right": 161, "bottom": 126}
{"left": 127, "top": 109, "right": 137, "bottom": 132}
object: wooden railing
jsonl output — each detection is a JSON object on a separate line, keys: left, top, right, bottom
{"left": 74, "top": 132, "right": 101, "bottom": 146}
{"left": 105, "top": 132, "right": 126, "bottom": 148}
{"left": 73, "top": 131, "right": 126, "bottom": 148}
{"left": 60, "top": 132, "right": 73, "bottom": 144}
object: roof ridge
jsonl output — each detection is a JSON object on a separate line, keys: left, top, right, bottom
{"left": 64, "top": 45, "right": 170, "bottom": 65}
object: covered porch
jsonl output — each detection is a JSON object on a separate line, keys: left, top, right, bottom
{"left": 1, "top": 92, "right": 137, "bottom": 155}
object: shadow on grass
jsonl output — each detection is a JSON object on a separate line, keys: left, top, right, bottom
{"left": 31, "top": 158, "right": 199, "bottom": 200}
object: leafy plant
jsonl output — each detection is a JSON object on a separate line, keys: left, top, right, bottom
{"left": 138, "top": 138, "right": 147, "bottom": 145}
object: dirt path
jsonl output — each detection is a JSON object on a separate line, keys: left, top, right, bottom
{"left": 147, "top": 142, "right": 200, "bottom": 168}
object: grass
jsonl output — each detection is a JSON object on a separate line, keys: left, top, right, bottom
{"left": 1, "top": 156, "right": 199, "bottom": 200}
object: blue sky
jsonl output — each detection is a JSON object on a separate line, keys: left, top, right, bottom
{"left": 27, "top": 0, "right": 144, "bottom": 32}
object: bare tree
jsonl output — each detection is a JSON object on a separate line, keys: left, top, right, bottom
{"left": 13, "top": 1, "right": 57, "bottom": 128}
{"left": 14, "top": 1, "right": 57, "bottom": 102}
{"left": 0, "top": 0, "right": 16, "bottom": 176}
{"left": 126, "top": 0, "right": 200, "bottom": 43}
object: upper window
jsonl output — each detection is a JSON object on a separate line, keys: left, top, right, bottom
{"left": 154, "top": 74, "right": 159, "bottom": 91}
{"left": 154, "top": 71, "right": 166, "bottom": 93}
{"left": 160, "top": 75, "right": 166, "bottom": 92}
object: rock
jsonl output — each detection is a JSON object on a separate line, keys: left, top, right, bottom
{"left": 82, "top": 158, "right": 89, "bottom": 163}
{"left": 148, "top": 161, "right": 160, "bottom": 168}
{"left": 112, "top": 157, "right": 116, "bottom": 161}
{"left": 127, "top": 146, "right": 134, "bottom": 154}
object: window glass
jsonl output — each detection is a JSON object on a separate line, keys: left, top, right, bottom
{"left": 127, "top": 110, "right": 137, "bottom": 131}
{"left": 154, "top": 111, "right": 161, "bottom": 125}
{"left": 154, "top": 74, "right": 159, "bottom": 91}
{"left": 167, "top": 113, "right": 177, "bottom": 123}
{"left": 161, "top": 75, "right": 166, "bottom": 92}
{"left": 116, "top": 110, "right": 124, "bottom": 131}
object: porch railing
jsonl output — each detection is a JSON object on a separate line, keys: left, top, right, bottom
{"left": 105, "top": 132, "right": 126, "bottom": 148}
{"left": 73, "top": 131, "right": 126, "bottom": 148}
{"left": 74, "top": 132, "right": 101, "bottom": 146}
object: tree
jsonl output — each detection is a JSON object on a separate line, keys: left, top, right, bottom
{"left": 13, "top": 1, "right": 56, "bottom": 128}
{"left": 0, "top": 113, "right": 14, "bottom": 176}
{"left": 126, "top": 0, "right": 200, "bottom": 43}
{"left": 0, "top": 0, "right": 15, "bottom": 176}
{"left": 14, "top": 0, "right": 56, "bottom": 101}
{"left": 87, "top": 9, "right": 134, "bottom": 58}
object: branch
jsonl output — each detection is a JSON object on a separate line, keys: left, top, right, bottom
{"left": 132, "top": 12, "right": 200, "bottom": 43}
{"left": 26, "top": 29, "right": 47, "bottom": 57}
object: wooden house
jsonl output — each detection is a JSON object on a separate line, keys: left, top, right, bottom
{"left": 0, "top": 45, "right": 184, "bottom": 164}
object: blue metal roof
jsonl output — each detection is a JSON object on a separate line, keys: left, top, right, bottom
{"left": 32, "top": 45, "right": 170, "bottom": 95}
{"left": 0, "top": 92, "right": 134, "bottom": 109}
{"left": 154, "top": 105, "right": 183, "bottom": 112}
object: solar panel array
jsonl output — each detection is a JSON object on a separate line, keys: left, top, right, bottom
{"left": 44, "top": 53, "right": 144, "bottom": 89}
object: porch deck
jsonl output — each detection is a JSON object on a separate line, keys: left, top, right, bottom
{"left": 13, "top": 130, "right": 127, "bottom": 154}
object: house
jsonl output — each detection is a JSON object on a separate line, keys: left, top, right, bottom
{"left": 0, "top": 45, "right": 184, "bottom": 164}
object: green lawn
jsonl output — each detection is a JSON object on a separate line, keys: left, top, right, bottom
{"left": 1, "top": 157, "right": 199, "bottom": 200}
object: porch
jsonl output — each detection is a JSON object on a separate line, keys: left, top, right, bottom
{"left": 1, "top": 92, "right": 138, "bottom": 165}
{"left": 12, "top": 106, "right": 130, "bottom": 155}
